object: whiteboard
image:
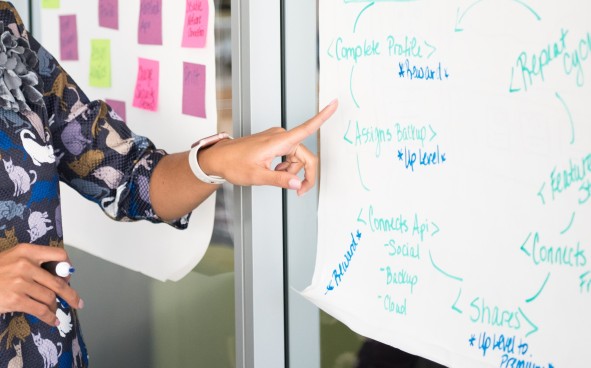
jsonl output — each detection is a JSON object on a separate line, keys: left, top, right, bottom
{"left": 39, "top": 0, "right": 217, "bottom": 281}
{"left": 303, "top": 0, "right": 591, "bottom": 367}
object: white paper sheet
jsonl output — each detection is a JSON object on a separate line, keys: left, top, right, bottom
{"left": 305, "top": 1, "right": 591, "bottom": 366}
{"left": 39, "top": 0, "right": 217, "bottom": 281}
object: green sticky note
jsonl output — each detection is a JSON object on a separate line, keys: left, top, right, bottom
{"left": 89, "top": 39, "right": 111, "bottom": 88}
{"left": 41, "top": 0, "right": 60, "bottom": 8}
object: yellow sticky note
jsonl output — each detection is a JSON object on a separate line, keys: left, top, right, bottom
{"left": 89, "top": 39, "right": 111, "bottom": 88}
{"left": 41, "top": 0, "right": 60, "bottom": 9}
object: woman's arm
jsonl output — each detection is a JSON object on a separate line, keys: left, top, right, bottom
{"left": 149, "top": 99, "right": 338, "bottom": 221}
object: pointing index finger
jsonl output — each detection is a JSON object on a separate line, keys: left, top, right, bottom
{"left": 286, "top": 99, "right": 338, "bottom": 144}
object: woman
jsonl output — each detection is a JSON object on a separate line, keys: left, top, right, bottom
{"left": 0, "top": 2, "right": 337, "bottom": 366}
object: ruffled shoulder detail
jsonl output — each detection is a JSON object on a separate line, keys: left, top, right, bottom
{"left": 0, "top": 20, "right": 42, "bottom": 112}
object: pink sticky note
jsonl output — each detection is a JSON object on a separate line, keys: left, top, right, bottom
{"left": 133, "top": 58, "right": 159, "bottom": 112}
{"left": 138, "top": 0, "right": 162, "bottom": 45}
{"left": 182, "top": 62, "right": 206, "bottom": 118}
{"left": 182, "top": 0, "right": 208, "bottom": 48}
{"left": 106, "top": 99, "right": 126, "bottom": 122}
{"left": 59, "top": 15, "right": 78, "bottom": 61}
{"left": 99, "top": 0, "right": 119, "bottom": 30}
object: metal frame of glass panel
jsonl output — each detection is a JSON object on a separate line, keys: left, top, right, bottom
{"left": 231, "top": 1, "right": 287, "bottom": 367}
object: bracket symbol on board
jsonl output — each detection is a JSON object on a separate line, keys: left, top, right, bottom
{"left": 454, "top": 0, "right": 541, "bottom": 33}
{"left": 509, "top": 67, "right": 521, "bottom": 93}
{"left": 519, "top": 231, "right": 539, "bottom": 257}
{"left": 517, "top": 307, "right": 539, "bottom": 337}
{"left": 431, "top": 222, "right": 440, "bottom": 237}
{"left": 452, "top": 288, "right": 463, "bottom": 314}
{"left": 424, "top": 41, "right": 437, "bottom": 59}
{"left": 537, "top": 182, "right": 546, "bottom": 205}
{"left": 327, "top": 38, "right": 335, "bottom": 58}
{"left": 344, "top": 120, "right": 354, "bottom": 145}
{"left": 428, "top": 124, "right": 438, "bottom": 142}
{"left": 357, "top": 208, "right": 367, "bottom": 225}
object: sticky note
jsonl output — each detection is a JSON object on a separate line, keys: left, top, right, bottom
{"left": 182, "top": 0, "right": 209, "bottom": 48}
{"left": 89, "top": 39, "right": 111, "bottom": 88}
{"left": 41, "top": 0, "right": 60, "bottom": 8}
{"left": 99, "top": 0, "right": 119, "bottom": 30}
{"left": 133, "top": 58, "right": 159, "bottom": 112}
{"left": 182, "top": 62, "right": 206, "bottom": 118}
{"left": 59, "top": 15, "right": 78, "bottom": 61}
{"left": 106, "top": 99, "right": 126, "bottom": 122}
{"left": 138, "top": 0, "right": 162, "bottom": 45}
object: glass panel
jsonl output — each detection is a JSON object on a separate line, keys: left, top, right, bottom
{"left": 67, "top": 1, "right": 235, "bottom": 367}
{"left": 320, "top": 311, "right": 446, "bottom": 368}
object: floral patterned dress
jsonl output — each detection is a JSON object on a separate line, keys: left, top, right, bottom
{"left": 0, "top": 2, "right": 188, "bottom": 367}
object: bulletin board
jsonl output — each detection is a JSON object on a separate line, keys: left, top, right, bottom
{"left": 304, "top": 0, "right": 591, "bottom": 367}
{"left": 38, "top": 0, "right": 217, "bottom": 281}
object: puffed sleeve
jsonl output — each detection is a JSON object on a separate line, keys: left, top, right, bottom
{"left": 3, "top": 2, "right": 190, "bottom": 228}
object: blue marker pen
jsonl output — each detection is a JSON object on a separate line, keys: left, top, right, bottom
{"left": 42, "top": 261, "right": 75, "bottom": 278}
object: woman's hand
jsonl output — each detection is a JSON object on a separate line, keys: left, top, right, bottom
{"left": 199, "top": 99, "right": 338, "bottom": 196}
{"left": 0, "top": 244, "right": 83, "bottom": 326}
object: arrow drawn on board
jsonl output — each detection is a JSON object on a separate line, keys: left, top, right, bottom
{"left": 555, "top": 92, "right": 576, "bottom": 145}
{"left": 357, "top": 154, "right": 371, "bottom": 191}
{"left": 525, "top": 273, "right": 551, "bottom": 303}
{"left": 350, "top": 65, "right": 360, "bottom": 109}
{"left": 454, "top": 0, "right": 541, "bottom": 32}
{"left": 353, "top": 2, "right": 375, "bottom": 33}
{"left": 560, "top": 212, "right": 576, "bottom": 235}
{"left": 518, "top": 307, "right": 539, "bottom": 337}
{"left": 429, "top": 250, "right": 463, "bottom": 282}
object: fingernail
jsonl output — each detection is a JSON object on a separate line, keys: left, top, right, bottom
{"left": 54, "top": 318, "right": 60, "bottom": 327}
{"left": 288, "top": 178, "right": 302, "bottom": 190}
{"left": 326, "top": 98, "right": 338, "bottom": 107}
{"left": 78, "top": 299, "right": 85, "bottom": 309}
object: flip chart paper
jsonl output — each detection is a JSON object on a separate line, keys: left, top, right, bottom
{"left": 105, "top": 99, "right": 126, "bottom": 122}
{"left": 138, "top": 0, "right": 162, "bottom": 45}
{"left": 59, "top": 15, "right": 78, "bottom": 61}
{"left": 89, "top": 39, "right": 111, "bottom": 87}
{"left": 304, "top": 1, "right": 591, "bottom": 367}
{"left": 133, "top": 58, "right": 160, "bottom": 112}
{"left": 99, "top": 0, "right": 119, "bottom": 30}
{"left": 41, "top": 0, "right": 60, "bottom": 9}
{"left": 182, "top": 62, "right": 206, "bottom": 118}
{"left": 182, "top": 0, "right": 209, "bottom": 48}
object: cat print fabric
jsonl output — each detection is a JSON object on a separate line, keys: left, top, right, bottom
{"left": 0, "top": 2, "right": 190, "bottom": 367}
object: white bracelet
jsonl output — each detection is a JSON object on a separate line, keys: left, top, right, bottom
{"left": 188, "top": 132, "right": 232, "bottom": 185}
